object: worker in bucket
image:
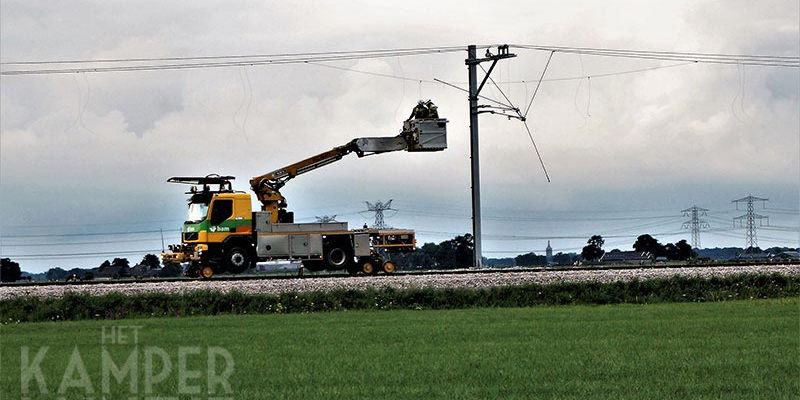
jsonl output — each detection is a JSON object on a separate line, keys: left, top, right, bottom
{"left": 408, "top": 100, "right": 438, "bottom": 120}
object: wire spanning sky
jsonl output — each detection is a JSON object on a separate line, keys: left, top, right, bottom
{"left": 1, "top": 0, "right": 798, "bottom": 272}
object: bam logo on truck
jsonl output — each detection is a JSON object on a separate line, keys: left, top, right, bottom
{"left": 19, "top": 325, "right": 235, "bottom": 399}
{"left": 209, "top": 226, "right": 230, "bottom": 232}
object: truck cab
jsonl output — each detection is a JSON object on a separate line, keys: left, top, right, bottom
{"left": 162, "top": 176, "right": 256, "bottom": 278}
{"left": 182, "top": 192, "right": 252, "bottom": 243}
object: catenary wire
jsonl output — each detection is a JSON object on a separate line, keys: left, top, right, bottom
{"left": 0, "top": 48, "right": 468, "bottom": 76}
{"left": 0, "top": 45, "right": 473, "bottom": 65}
{"left": 511, "top": 45, "right": 799, "bottom": 67}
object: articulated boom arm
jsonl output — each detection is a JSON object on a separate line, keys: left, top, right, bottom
{"left": 249, "top": 117, "right": 448, "bottom": 223}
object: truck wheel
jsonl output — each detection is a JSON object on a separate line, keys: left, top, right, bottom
{"left": 200, "top": 265, "right": 215, "bottom": 279}
{"left": 360, "top": 259, "right": 377, "bottom": 275}
{"left": 325, "top": 245, "right": 352, "bottom": 269}
{"left": 225, "top": 246, "right": 251, "bottom": 274}
{"left": 382, "top": 261, "right": 397, "bottom": 274}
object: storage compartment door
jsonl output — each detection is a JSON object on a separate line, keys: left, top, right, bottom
{"left": 289, "top": 234, "right": 310, "bottom": 258}
{"left": 257, "top": 234, "right": 290, "bottom": 257}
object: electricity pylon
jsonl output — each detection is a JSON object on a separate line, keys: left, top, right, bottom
{"left": 732, "top": 195, "right": 769, "bottom": 248}
{"left": 315, "top": 215, "right": 337, "bottom": 223}
{"left": 365, "top": 200, "right": 393, "bottom": 229}
{"left": 681, "top": 206, "right": 710, "bottom": 249}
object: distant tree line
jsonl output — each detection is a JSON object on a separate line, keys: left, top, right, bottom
{"left": 393, "top": 232, "right": 797, "bottom": 270}
{"left": 697, "top": 246, "right": 795, "bottom": 260}
{"left": 579, "top": 234, "right": 697, "bottom": 262}
{"left": 392, "top": 234, "right": 475, "bottom": 269}
{"left": 11, "top": 254, "right": 182, "bottom": 282}
{"left": 394, "top": 234, "right": 579, "bottom": 269}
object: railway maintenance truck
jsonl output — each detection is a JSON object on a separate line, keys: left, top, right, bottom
{"left": 161, "top": 109, "right": 447, "bottom": 278}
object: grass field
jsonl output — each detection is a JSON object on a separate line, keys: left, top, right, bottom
{"left": 1, "top": 298, "right": 797, "bottom": 399}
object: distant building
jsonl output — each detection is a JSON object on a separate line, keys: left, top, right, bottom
{"left": 545, "top": 241, "right": 553, "bottom": 265}
{"left": 736, "top": 251, "right": 772, "bottom": 261}
{"left": 600, "top": 250, "right": 654, "bottom": 265}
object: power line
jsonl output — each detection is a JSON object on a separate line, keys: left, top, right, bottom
{"left": 705, "top": 230, "right": 796, "bottom": 245}
{"left": 0, "top": 47, "right": 469, "bottom": 76}
{"left": 764, "top": 208, "right": 800, "bottom": 214}
{"left": 0, "top": 45, "right": 472, "bottom": 65}
{"left": 0, "top": 218, "right": 184, "bottom": 230}
{"left": 4, "top": 44, "right": 796, "bottom": 77}
{"left": 306, "top": 61, "right": 433, "bottom": 83}
{"left": 761, "top": 226, "right": 800, "bottom": 232}
{"left": 0, "top": 229, "right": 180, "bottom": 239}
{"left": 513, "top": 44, "right": 800, "bottom": 61}
{"left": 512, "top": 44, "right": 800, "bottom": 67}
{"left": 4, "top": 249, "right": 164, "bottom": 260}
{"left": 0, "top": 237, "right": 174, "bottom": 247}
{"left": 495, "top": 62, "right": 695, "bottom": 84}
{"left": 396, "top": 209, "right": 682, "bottom": 221}
{"left": 416, "top": 229, "right": 689, "bottom": 241}
{"left": 319, "top": 58, "right": 696, "bottom": 88}
{"left": 0, "top": 209, "right": 700, "bottom": 240}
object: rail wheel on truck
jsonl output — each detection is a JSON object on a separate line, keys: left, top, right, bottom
{"left": 359, "top": 257, "right": 378, "bottom": 275}
{"left": 200, "top": 265, "right": 215, "bottom": 279}
{"left": 382, "top": 260, "right": 397, "bottom": 274}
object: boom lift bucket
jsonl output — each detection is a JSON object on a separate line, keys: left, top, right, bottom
{"left": 403, "top": 118, "right": 448, "bottom": 152}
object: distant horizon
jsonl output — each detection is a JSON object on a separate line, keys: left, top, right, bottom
{"left": 13, "top": 243, "right": 799, "bottom": 276}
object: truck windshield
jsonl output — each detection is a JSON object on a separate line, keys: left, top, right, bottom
{"left": 186, "top": 203, "right": 209, "bottom": 223}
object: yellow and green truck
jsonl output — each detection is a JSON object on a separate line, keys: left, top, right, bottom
{"left": 162, "top": 116, "right": 447, "bottom": 278}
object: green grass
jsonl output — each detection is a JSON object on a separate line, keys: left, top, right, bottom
{"left": 3, "top": 273, "right": 798, "bottom": 322}
{"left": 1, "top": 298, "right": 798, "bottom": 399}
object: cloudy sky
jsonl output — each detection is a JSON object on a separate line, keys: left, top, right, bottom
{"left": 1, "top": 0, "right": 798, "bottom": 272}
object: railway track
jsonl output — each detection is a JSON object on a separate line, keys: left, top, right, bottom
{"left": 2, "top": 260, "right": 796, "bottom": 288}
{"left": 2, "top": 264, "right": 798, "bottom": 300}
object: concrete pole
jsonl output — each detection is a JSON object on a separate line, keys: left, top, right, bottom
{"left": 467, "top": 45, "right": 483, "bottom": 268}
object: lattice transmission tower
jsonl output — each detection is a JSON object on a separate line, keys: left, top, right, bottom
{"left": 732, "top": 195, "right": 769, "bottom": 248}
{"left": 365, "top": 199, "right": 393, "bottom": 229}
{"left": 682, "top": 206, "right": 710, "bottom": 249}
{"left": 315, "top": 215, "right": 337, "bottom": 223}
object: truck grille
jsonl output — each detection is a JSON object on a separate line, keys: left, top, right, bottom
{"left": 183, "top": 232, "right": 199, "bottom": 241}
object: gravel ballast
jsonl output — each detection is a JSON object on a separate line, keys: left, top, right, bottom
{"left": 2, "top": 265, "right": 799, "bottom": 300}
